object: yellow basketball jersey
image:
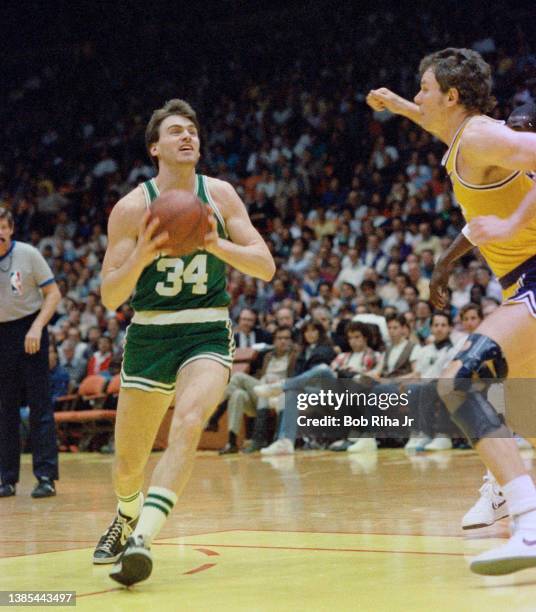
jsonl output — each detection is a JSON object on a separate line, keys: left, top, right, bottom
{"left": 442, "top": 117, "right": 536, "bottom": 284}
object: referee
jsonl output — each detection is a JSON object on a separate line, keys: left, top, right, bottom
{"left": 0, "top": 208, "right": 61, "bottom": 498}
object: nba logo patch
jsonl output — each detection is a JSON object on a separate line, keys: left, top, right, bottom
{"left": 10, "top": 271, "right": 23, "bottom": 295}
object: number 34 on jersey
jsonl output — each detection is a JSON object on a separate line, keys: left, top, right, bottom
{"left": 155, "top": 254, "right": 208, "bottom": 296}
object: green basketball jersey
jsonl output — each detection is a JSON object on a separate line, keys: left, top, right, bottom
{"left": 131, "top": 175, "right": 230, "bottom": 311}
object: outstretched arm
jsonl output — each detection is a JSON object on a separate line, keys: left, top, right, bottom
{"left": 205, "top": 179, "right": 276, "bottom": 282}
{"left": 366, "top": 88, "right": 424, "bottom": 129}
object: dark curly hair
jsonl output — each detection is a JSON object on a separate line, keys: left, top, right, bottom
{"left": 419, "top": 48, "right": 496, "bottom": 114}
{"left": 302, "top": 320, "right": 330, "bottom": 345}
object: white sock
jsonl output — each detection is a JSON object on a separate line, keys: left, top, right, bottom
{"left": 133, "top": 486, "right": 178, "bottom": 544}
{"left": 485, "top": 469, "right": 496, "bottom": 483}
{"left": 117, "top": 491, "right": 143, "bottom": 520}
{"left": 502, "top": 474, "right": 536, "bottom": 530}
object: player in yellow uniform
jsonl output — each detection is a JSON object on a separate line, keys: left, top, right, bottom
{"left": 430, "top": 103, "right": 536, "bottom": 532}
{"left": 367, "top": 48, "right": 536, "bottom": 576}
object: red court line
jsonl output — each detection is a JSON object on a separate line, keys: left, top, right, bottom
{"left": 219, "top": 528, "right": 481, "bottom": 539}
{"left": 0, "top": 547, "right": 82, "bottom": 560}
{"left": 0, "top": 529, "right": 235, "bottom": 559}
{"left": 195, "top": 548, "right": 220, "bottom": 557}
{"left": 78, "top": 587, "right": 122, "bottom": 598}
{"left": 157, "top": 541, "right": 467, "bottom": 557}
{"left": 183, "top": 562, "right": 217, "bottom": 575}
{"left": 1, "top": 539, "right": 95, "bottom": 544}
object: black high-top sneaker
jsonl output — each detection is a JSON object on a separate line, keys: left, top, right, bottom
{"left": 93, "top": 511, "right": 138, "bottom": 564}
{"left": 109, "top": 534, "right": 153, "bottom": 586}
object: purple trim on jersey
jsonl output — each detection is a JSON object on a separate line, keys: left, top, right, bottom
{"left": 39, "top": 278, "right": 55, "bottom": 288}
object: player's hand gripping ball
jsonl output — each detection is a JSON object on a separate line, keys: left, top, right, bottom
{"left": 150, "top": 190, "right": 210, "bottom": 256}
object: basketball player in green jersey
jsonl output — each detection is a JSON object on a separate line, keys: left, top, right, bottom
{"left": 92, "top": 99, "right": 275, "bottom": 586}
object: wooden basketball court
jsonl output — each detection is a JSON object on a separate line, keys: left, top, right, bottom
{"left": 2, "top": 449, "right": 536, "bottom": 610}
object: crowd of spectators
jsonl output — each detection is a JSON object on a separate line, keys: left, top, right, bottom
{"left": 2, "top": 3, "right": 535, "bottom": 451}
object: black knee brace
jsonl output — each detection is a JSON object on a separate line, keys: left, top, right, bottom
{"left": 450, "top": 390, "right": 504, "bottom": 445}
{"left": 442, "top": 334, "right": 508, "bottom": 445}
{"left": 454, "top": 333, "right": 508, "bottom": 389}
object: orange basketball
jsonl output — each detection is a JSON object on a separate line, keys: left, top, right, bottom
{"left": 150, "top": 190, "right": 210, "bottom": 257}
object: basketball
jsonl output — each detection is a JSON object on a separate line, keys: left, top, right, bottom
{"left": 150, "top": 189, "right": 210, "bottom": 256}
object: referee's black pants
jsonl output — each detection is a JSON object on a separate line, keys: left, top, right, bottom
{"left": 0, "top": 312, "right": 59, "bottom": 485}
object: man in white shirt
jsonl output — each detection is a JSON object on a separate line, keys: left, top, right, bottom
{"left": 360, "top": 235, "right": 388, "bottom": 276}
{"left": 378, "top": 262, "right": 400, "bottom": 305}
{"left": 413, "top": 222, "right": 442, "bottom": 258}
{"left": 405, "top": 312, "right": 456, "bottom": 450}
{"left": 335, "top": 247, "right": 367, "bottom": 290}
{"left": 219, "top": 327, "right": 295, "bottom": 454}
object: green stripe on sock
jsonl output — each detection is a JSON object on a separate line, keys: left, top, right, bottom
{"left": 143, "top": 501, "right": 170, "bottom": 516}
{"left": 118, "top": 492, "right": 140, "bottom": 503}
{"left": 147, "top": 493, "right": 175, "bottom": 510}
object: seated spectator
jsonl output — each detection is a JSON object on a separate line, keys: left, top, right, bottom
{"left": 413, "top": 222, "right": 441, "bottom": 257}
{"left": 79, "top": 293, "right": 99, "bottom": 336}
{"left": 450, "top": 270, "right": 472, "bottom": 310}
{"left": 274, "top": 306, "right": 300, "bottom": 340}
{"left": 266, "top": 278, "right": 292, "bottom": 312}
{"left": 407, "top": 260, "right": 430, "bottom": 300}
{"left": 311, "top": 207, "right": 337, "bottom": 239}
{"left": 255, "top": 321, "right": 381, "bottom": 455}
{"left": 378, "top": 262, "right": 400, "bottom": 305}
{"left": 474, "top": 266, "right": 503, "bottom": 303}
{"left": 365, "top": 295, "right": 384, "bottom": 316}
{"left": 231, "top": 278, "right": 267, "bottom": 320}
{"left": 49, "top": 345, "right": 70, "bottom": 406}
{"left": 403, "top": 310, "right": 421, "bottom": 345}
{"left": 219, "top": 326, "right": 296, "bottom": 455}
{"left": 106, "top": 317, "right": 125, "bottom": 354}
{"left": 310, "top": 305, "right": 336, "bottom": 344}
{"left": 316, "top": 281, "right": 342, "bottom": 315}
{"left": 83, "top": 325, "right": 102, "bottom": 359}
{"left": 332, "top": 306, "right": 354, "bottom": 352}
{"left": 352, "top": 312, "right": 389, "bottom": 347}
{"left": 469, "top": 283, "right": 486, "bottom": 305}
{"left": 388, "top": 273, "right": 411, "bottom": 312}
{"left": 339, "top": 282, "right": 357, "bottom": 310}
{"left": 414, "top": 300, "right": 432, "bottom": 342}
{"left": 330, "top": 322, "right": 382, "bottom": 381}
{"left": 454, "top": 303, "right": 483, "bottom": 345}
{"left": 284, "top": 238, "right": 313, "bottom": 277}
{"left": 65, "top": 327, "right": 88, "bottom": 361}
{"left": 360, "top": 235, "right": 388, "bottom": 275}
{"left": 403, "top": 312, "right": 456, "bottom": 451}
{"left": 234, "top": 308, "right": 271, "bottom": 348}
{"left": 402, "top": 285, "right": 419, "bottom": 313}
{"left": 373, "top": 314, "right": 420, "bottom": 382}
{"left": 86, "top": 336, "right": 114, "bottom": 378}
{"left": 420, "top": 249, "right": 436, "bottom": 279}
{"left": 335, "top": 247, "right": 367, "bottom": 290}
{"left": 60, "top": 340, "right": 87, "bottom": 390}
{"left": 333, "top": 316, "right": 417, "bottom": 453}
{"left": 301, "top": 265, "right": 322, "bottom": 302}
